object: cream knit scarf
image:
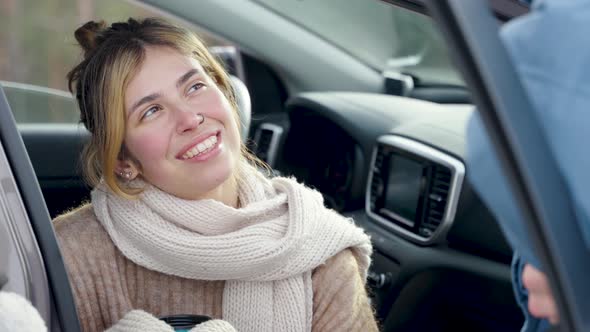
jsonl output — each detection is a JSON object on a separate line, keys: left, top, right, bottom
{"left": 92, "top": 166, "right": 372, "bottom": 332}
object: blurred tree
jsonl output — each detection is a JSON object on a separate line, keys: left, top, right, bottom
{"left": 0, "top": 0, "right": 225, "bottom": 123}
{"left": 0, "top": 0, "right": 221, "bottom": 92}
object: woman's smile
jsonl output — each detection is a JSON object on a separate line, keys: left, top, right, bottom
{"left": 179, "top": 131, "right": 222, "bottom": 162}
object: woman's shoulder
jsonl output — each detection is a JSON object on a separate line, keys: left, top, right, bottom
{"left": 54, "top": 203, "right": 98, "bottom": 232}
{"left": 311, "top": 249, "right": 379, "bottom": 331}
{"left": 312, "top": 249, "right": 361, "bottom": 282}
{"left": 53, "top": 203, "right": 112, "bottom": 252}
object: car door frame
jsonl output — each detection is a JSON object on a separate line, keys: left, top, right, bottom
{"left": 0, "top": 87, "right": 81, "bottom": 331}
{"left": 416, "top": 0, "right": 590, "bottom": 331}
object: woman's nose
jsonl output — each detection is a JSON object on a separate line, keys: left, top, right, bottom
{"left": 175, "top": 107, "right": 202, "bottom": 134}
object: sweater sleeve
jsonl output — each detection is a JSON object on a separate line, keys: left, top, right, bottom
{"left": 54, "top": 205, "right": 133, "bottom": 332}
{"left": 311, "top": 249, "right": 379, "bottom": 332}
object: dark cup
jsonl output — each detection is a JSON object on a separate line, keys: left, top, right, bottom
{"left": 159, "top": 314, "right": 211, "bottom": 331}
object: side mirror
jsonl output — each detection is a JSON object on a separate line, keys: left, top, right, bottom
{"left": 210, "top": 46, "right": 245, "bottom": 81}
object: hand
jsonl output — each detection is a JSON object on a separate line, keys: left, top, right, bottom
{"left": 522, "top": 264, "right": 560, "bottom": 324}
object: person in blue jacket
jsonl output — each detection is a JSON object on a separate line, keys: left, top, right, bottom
{"left": 467, "top": 0, "right": 590, "bottom": 331}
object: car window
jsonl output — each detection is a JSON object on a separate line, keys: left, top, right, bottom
{"left": 0, "top": 0, "right": 229, "bottom": 124}
{"left": 251, "top": 0, "right": 462, "bottom": 86}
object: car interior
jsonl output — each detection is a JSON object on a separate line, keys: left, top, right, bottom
{"left": 7, "top": 0, "right": 586, "bottom": 331}
{"left": 4, "top": 66, "right": 522, "bottom": 332}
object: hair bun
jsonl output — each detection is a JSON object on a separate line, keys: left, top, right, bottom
{"left": 74, "top": 20, "right": 107, "bottom": 56}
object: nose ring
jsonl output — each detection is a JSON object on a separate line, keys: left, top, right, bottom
{"left": 196, "top": 113, "right": 205, "bottom": 125}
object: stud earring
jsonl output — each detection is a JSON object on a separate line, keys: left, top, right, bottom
{"left": 119, "top": 170, "right": 133, "bottom": 180}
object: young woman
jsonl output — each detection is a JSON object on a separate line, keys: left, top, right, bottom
{"left": 54, "top": 18, "right": 377, "bottom": 332}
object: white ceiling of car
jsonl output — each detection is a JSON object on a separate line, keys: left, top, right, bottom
{"left": 136, "top": 0, "right": 383, "bottom": 94}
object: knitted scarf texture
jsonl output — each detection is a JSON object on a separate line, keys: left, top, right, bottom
{"left": 92, "top": 166, "right": 372, "bottom": 332}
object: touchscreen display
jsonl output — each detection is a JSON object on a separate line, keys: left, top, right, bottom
{"left": 383, "top": 155, "right": 423, "bottom": 225}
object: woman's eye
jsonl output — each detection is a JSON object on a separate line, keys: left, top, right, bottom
{"left": 141, "top": 105, "right": 161, "bottom": 120}
{"left": 188, "top": 82, "right": 205, "bottom": 94}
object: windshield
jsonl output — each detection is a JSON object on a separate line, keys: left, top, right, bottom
{"left": 252, "top": 0, "right": 463, "bottom": 86}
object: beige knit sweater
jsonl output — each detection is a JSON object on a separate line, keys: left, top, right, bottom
{"left": 54, "top": 204, "right": 379, "bottom": 332}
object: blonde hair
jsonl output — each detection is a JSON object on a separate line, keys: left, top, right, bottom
{"left": 67, "top": 18, "right": 264, "bottom": 198}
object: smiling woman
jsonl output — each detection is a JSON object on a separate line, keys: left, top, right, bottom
{"left": 121, "top": 46, "right": 241, "bottom": 204}
{"left": 53, "top": 17, "right": 378, "bottom": 332}
{"left": 66, "top": 19, "right": 242, "bottom": 201}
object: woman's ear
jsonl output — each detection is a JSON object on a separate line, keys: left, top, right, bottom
{"left": 115, "top": 158, "right": 140, "bottom": 181}
{"left": 116, "top": 144, "right": 141, "bottom": 181}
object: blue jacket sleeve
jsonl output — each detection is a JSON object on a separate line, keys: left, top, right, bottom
{"left": 512, "top": 254, "right": 551, "bottom": 332}
{"left": 467, "top": 1, "right": 590, "bottom": 330}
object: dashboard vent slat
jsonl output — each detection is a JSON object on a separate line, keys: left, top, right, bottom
{"left": 256, "top": 129, "right": 274, "bottom": 161}
{"left": 254, "top": 123, "right": 283, "bottom": 167}
{"left": 369, "top": 145, "right": 388, "bottom": 208}
{"left": 420, "top": 166, "right": 452, "bottom": 235}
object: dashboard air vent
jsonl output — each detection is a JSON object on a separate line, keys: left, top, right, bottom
{"left": 254, "top": 123, "right": 283, "bottom": 167}
{"left": 369, "top": 145, "right": 386, "bottom": 211}
{"left": 419, "top": 166, "right": 452, "bottom": 238}
{"left": 256, "top": 130, "right": 273, "bottom": 160}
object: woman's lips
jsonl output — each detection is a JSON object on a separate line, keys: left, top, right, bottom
{"left": 176, "top": 130, "right": 219, "bottom": 159}
{"left": 179, "top": 132, "right": 222, "bottom": 162}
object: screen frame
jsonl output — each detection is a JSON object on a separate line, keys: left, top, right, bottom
{"left": 366, "top": 135, "right": 465, "bottom": 245}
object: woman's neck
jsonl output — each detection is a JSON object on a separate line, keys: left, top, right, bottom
{"left": 204, "top": 174, "right": 239, "bottom": 208}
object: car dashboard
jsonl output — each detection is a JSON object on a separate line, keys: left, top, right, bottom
{"left": 271, "top": 92, "right": 523, "bottom": 331}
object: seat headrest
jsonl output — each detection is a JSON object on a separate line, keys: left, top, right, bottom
{"left": 228, "top": 75, "right": 251, "bottom": 143}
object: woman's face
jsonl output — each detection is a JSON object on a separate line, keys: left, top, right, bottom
{"left": 122, "top": 46, "right": 241, "bottom": 201}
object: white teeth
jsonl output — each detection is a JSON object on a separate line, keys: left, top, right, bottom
{"left": 182, "top": 135, "right": 218, "bottom": 159}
